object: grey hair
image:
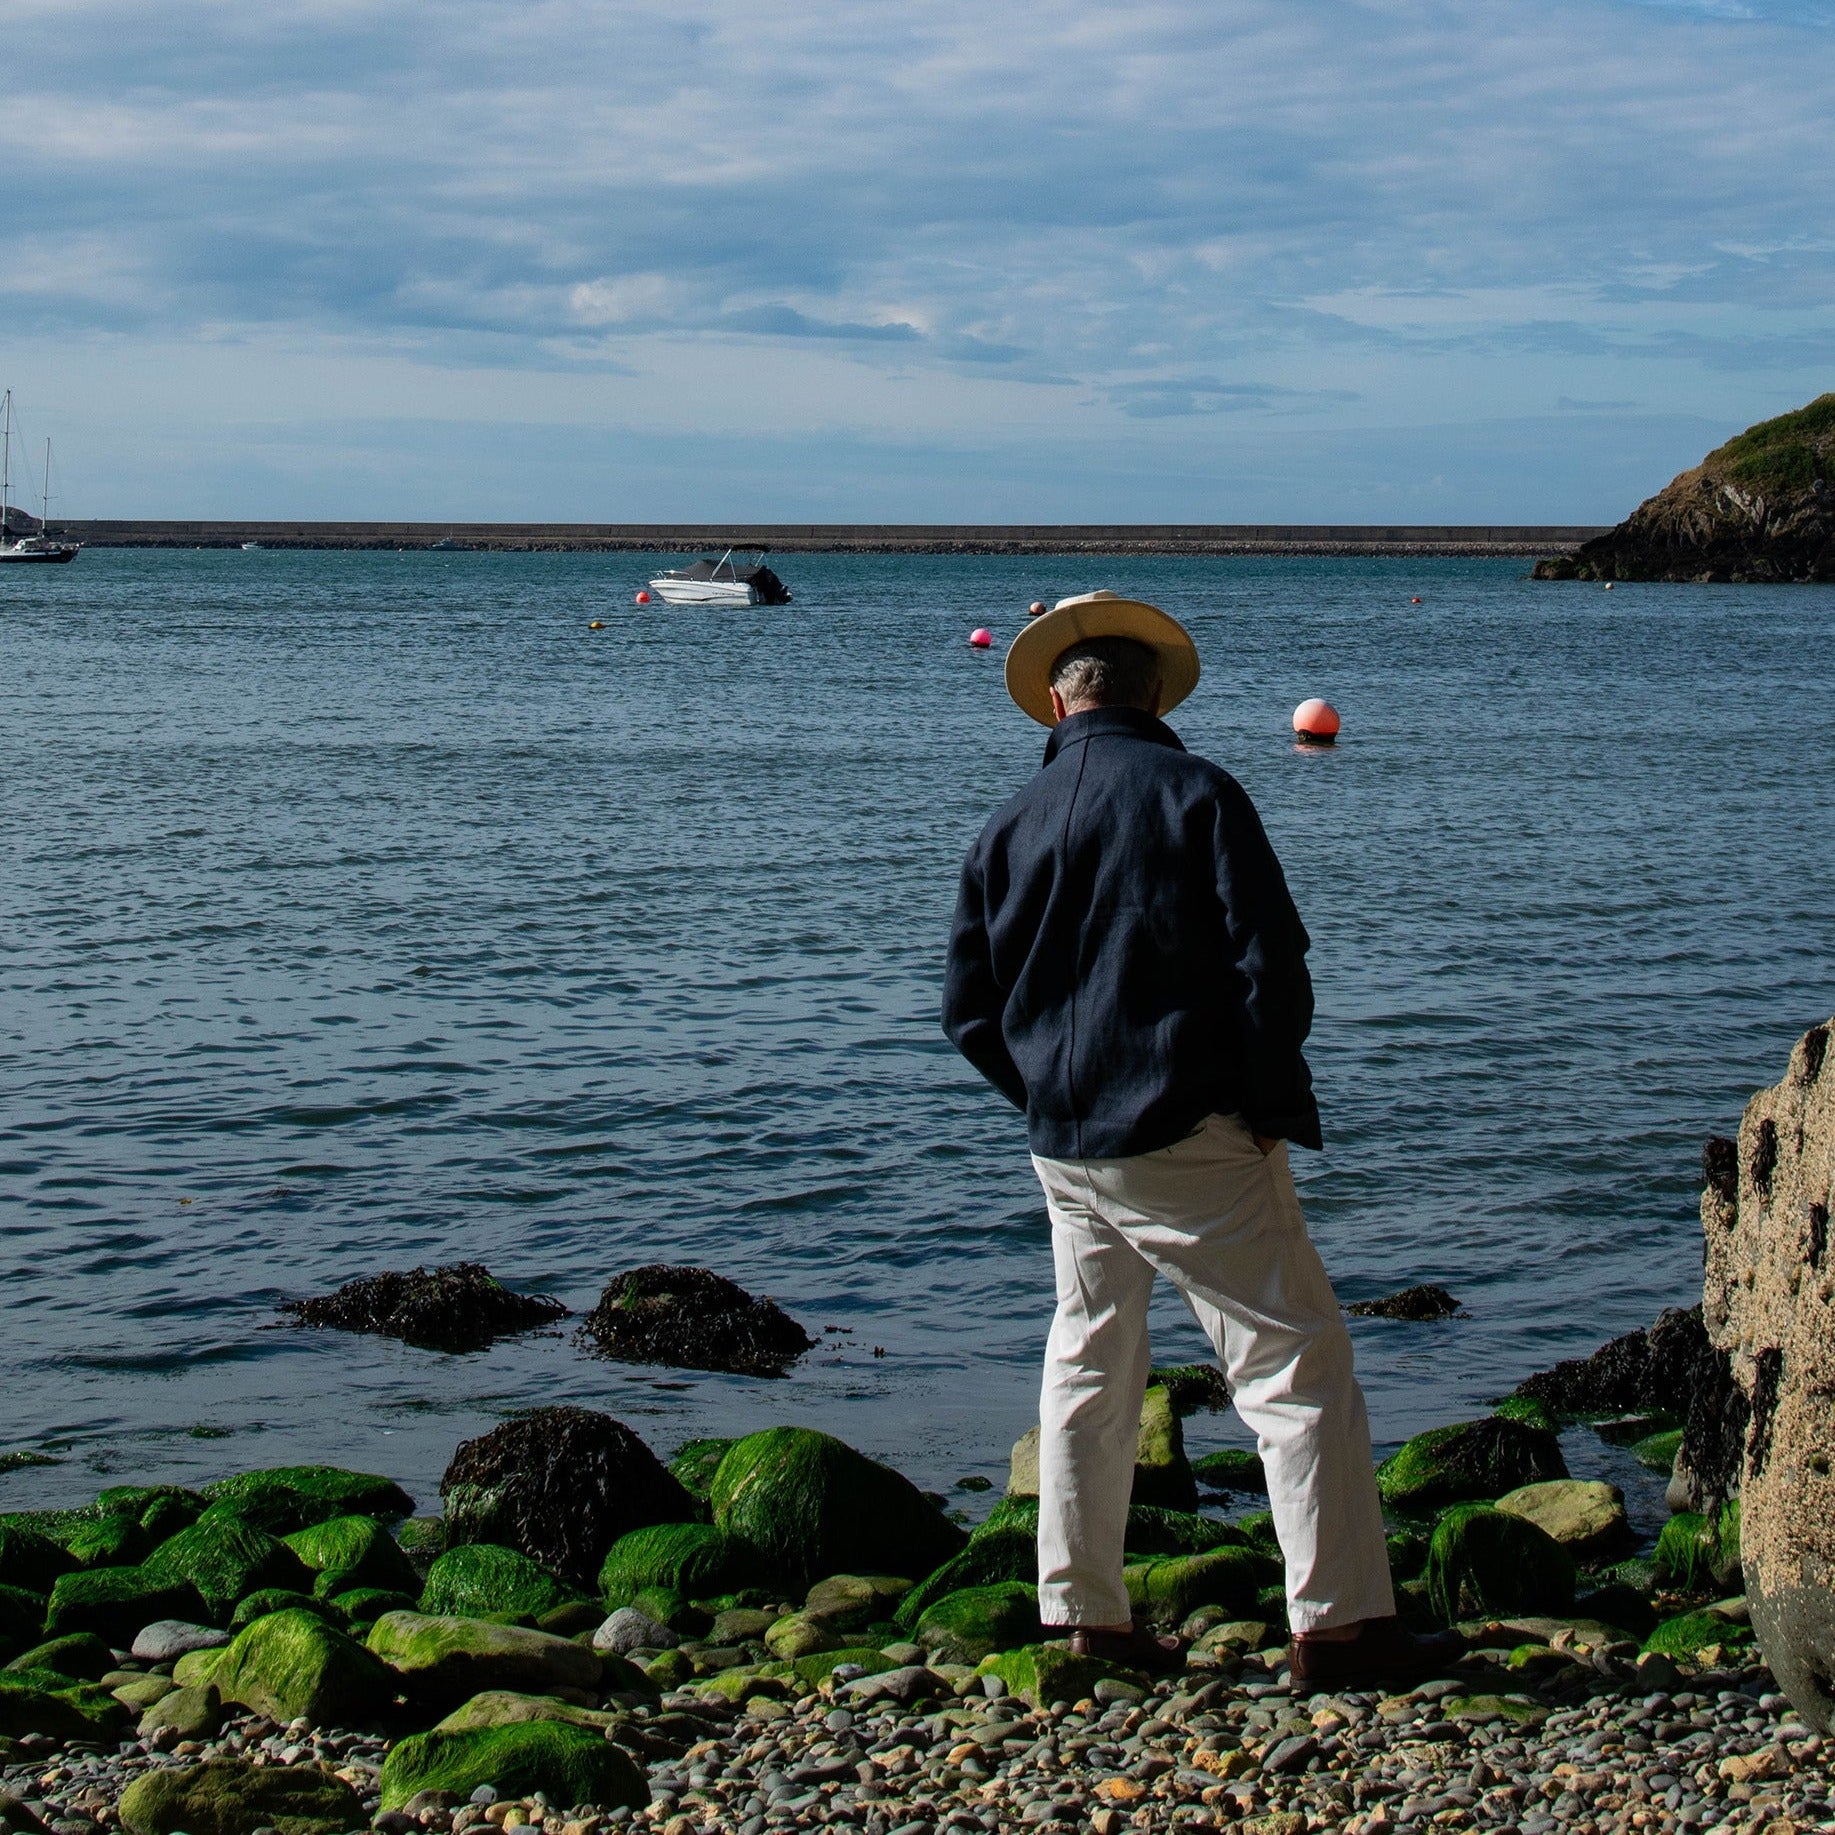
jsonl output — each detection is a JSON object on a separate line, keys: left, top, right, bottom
{"left": 1049, "top": 636, "right": 1162, "bottom": 711}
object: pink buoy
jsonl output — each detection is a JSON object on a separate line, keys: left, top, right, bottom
{"left": 634, "top": 590, "right": 651, "bottom": 604}
{"left": 1293, "top": 697, "right": 1341, "bottom": 745}
{"left": 1028, "top": 600, "right": 1047, "bottom": 617}
{"left": 969, "top": 627, "right": 994, "bottom": 648}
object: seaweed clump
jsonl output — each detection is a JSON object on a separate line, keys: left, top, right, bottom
{"left": 280, "top": 1263, "right": 568, "bottom": 1353}
{"left": 1347, "top": 1284, "right": 1462, "bottom": 1320}
{"left": 577, "top": 1264, "right": 814, "bottom": 1377}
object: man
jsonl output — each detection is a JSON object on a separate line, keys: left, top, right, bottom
{"left": 942, "top": 590, "right": 1454, "bottom": 1688}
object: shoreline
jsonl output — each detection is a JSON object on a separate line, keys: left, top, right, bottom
{"left": 51, "top": 521, "right": 1607, "bottom": 558}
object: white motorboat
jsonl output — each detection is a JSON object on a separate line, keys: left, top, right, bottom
{"left": 647, "top": 548, "right": 792, "bottom": 606}
{"left": 0, "top": 393, "right": 78, "bottom": 564}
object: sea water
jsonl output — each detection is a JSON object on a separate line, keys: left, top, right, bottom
{"left": 2, "top": 547, "right": 1831, "bottom": 1511}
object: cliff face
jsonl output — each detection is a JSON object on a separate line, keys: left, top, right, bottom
{"left": 1534, "top": 394, "right": 1835, "bottom": 583}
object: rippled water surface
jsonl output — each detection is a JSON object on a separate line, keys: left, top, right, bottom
{"left": 3, "top": 548, "right": 1832, "bottom": 1513}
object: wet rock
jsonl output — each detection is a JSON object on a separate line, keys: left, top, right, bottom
{"left": 141, "top": 1517, "right": 310, "bottom": 1623}
{"left": 210, "top": 1606, "right": 393, "bottom": 1725}
{"left": 440, "top": 1407, "right": 694, "bottom": 1589}
{"left": 576, "top": 1265, "right": 813, "bottom": 1377}
{"left": 1495, "top": 1480, "right": 1632, "bottom": 1561}
{"left": 117, "top": 1759, "right": 363, "bottom": 1835}
{"left": 1425, "top": 1505, "right": 1574, "bottom": 1621}
{"left": 280, "top": 1262, "right": 568, "bottom": 1353}
{"left": 1147, "top": 1364, "right": 1232, "bottom": 1415}
{"left": 708, "top": 1426, "right": 965, "bottom": 1592}
{"left": 419, "top": 1544, "right": 583, "bottom": 1622}
{"left": 802, "top": 1571, "right": 911, "bottom": 1629}
{"left": 366, "top": 1610, "right": 601, "bottom": 1707}
{"left": 282, "top": 1514, "right": 420, "bottom": 1600}
{"left": 378, "top": 1720, "right": 648, "bottom": 1814}
{"left": 1347, "top": 1283, "right": 1462, "bottom": 1320}
{"left": 841, "top": 1663, "right": 943, "bottom": 1706}
{"left": 598, "top": 1523, "right": 762, "bottom": 1611}
{"left": 1376, "top": 1415, "right": 1567, "bottom": 1511}
{"left": 1008, "top": 1384, "right": 1196, "bottom": 1511}
{"left": 1700, "top": 1016, "right": 1835, "bottom": 1727}
{"left": 431, "top": 1689, "right": 624, "bottom": 1735}
{"left": 1191, "top": 1448, "right": 1266, "bottom": 1494}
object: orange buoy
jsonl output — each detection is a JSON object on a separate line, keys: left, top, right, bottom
{"left": 1410, "top": 596, "right": 1422, "bottom": 604}
{"left": 1028, "top": 600, "right": 1047, "bottom": 617}
{"left": 1293, "top": 697, "right": 1341, "bottom": 745}
{"left": 969, "top": 627, "right": 994, "bottom": 648}
{"left": 588, "top": 620, "right": 606, "bottom": 630}
{"left": 634, "top": 590, "right": 651, "bottom": 604}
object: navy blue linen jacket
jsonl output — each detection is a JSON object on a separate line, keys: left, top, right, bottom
{"left": 942, "top": 705, "right": 1323, "bottom": 1160}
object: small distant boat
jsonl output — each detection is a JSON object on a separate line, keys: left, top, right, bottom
{"left": 0, "top": 391, "right": 78, "bottom": 564}
{"left": 241, "top": 541, "right": 264, "bottom": 551}
{"left": 647, "top": 547, "right": 792, "bottom": 606}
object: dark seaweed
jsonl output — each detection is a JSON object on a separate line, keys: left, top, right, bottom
{"left": 1347, "top": 1283, "right": 1463, "bottom": 1321}
{"left": 576, "top": 1264, "right": 814, "bottom": 1377}
{"left": 280, "top": 1262, "right": 568, "bottom": 1353}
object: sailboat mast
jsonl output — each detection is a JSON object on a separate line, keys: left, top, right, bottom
{"left": 42, "top": 439, "right": 52, "bottom": 535}
{"left": 1, "top": 390, "right": 11, "bottom": 544}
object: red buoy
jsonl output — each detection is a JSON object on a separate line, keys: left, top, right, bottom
{"left": 969, "top": 627, "right": 994, "bottom": 648}
{"left": 1028, "top": 600, "right": 1047, "bottom": 617}
{"left": 1410, "top": 596, "right": 1422, "bottom": 604}
{"left": 635, "top": 590, "right": 651, "bottom": 604}
{"left": 1293, "top": 697, "right": 1341, "bottom": 745}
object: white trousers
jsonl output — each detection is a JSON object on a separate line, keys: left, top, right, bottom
{"left": 1032, "top": 1111, "right": 1395, "bottom": 1634}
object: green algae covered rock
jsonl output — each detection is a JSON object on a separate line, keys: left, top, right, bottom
{"left": 0, "top": 1581, "right": 47, "bottom": 1649}
{"left": 46, "top": 1566, "right": 206, "bottom": 1644}
{"left": 229, "top": 1588, "right": 340, "bottom": 1633}
{"left": 6, "top": 1631, "right": 115, "bottom": 1681}
{"left": 709, "top": 1427, "right": 965, "bottom": 1592}
{"left": 1643, "top": 1609, "right": 1755, "bottom": 1662}
{"left": 695, "top": 1665, "right": 793, "bottom": 1704}
{"left": 598, "top": 1522, "right": 763, "bottom": 1609}
{"left": 1124, "top": 1547, "right": 1279, "bottom": 1629}
{"left": 1425, "top": 1504, "right": 1575, "bottom": 1623}
{"left": 668, "top": 1439, "right": 734, "bottom": 1502}
{"left": 1653, "top": 1511, "right": 1713, "bottom": 1592}
{"left": 0, "top": 1673, "right": 121, "bottom": 1741}
{"left": 367, "top": 1609, "right": 601, "bottom": 1706}
{"left": 1121, "top": 1507, "right": 1249, "bottom": 1559}
{"left": 118, "top": 1757, "right": 363, "bottom": 1835}
{"left": 912, "top": 1582, "right": 1040, "bottom": 1665}
{"left": 65, "top": 1514, "right": 153, "bottom": 1570}
{"left": 379, "top": 1719, "right": 648, "bottom": 1814}
{"left": 419, "top": 1543, "right": 582, "bottom": 1622}
{"left": 791, "top": 1645, "right": 894, "bottom": 1690}
{"left": 1491, "top": 1396, "right": 1559, "bottom": 1434}
{"left": 433, "top": 1689, "right": 624, "bottom": 1734}
{"left": 200, "top": 1467, "right": 413, "bottom": 1537}
{"left": 284, "top": 1514, "right": 420, "bottom": 1599}
{"left": 974, "top": 1643, "right": 1143, "bottom": 1709}
{"left": 174, "top": 1645, "right": 229, "bottom": 1688}
{"left": 143, "top": 1516, "right": 311, "bottom": 1622}
{"left": 0, "top": 1524, "right": 78, "bottom": 1595}
{"left": 1191, "top": 1448, "right": 1267, "bottom": 1494}
{"left": 762, "top": 1612, "right": 851, "bottom": 1661}
{"left": 895, "top": 1528, "right": 1036, "bottom": 1630}
{"left": 802, "top": 1572, "right": 912, "bottom": 1630}
{"left": 1633, "top": 1427, "right": 1684, "bottom": 1473}
{"left": 211, "top": 1607, "right": 394, "bottom": 1725}
{"left": 137, "top": 1681, "right": 225, "bottom": 1741}
{"left": 1376, "top": 1417, "right": 1567, "bottom": 1512}
{"left": 331, "top": 1586, "right": 418, "bottom": 1630}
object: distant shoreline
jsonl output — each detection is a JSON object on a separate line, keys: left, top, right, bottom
{"left": 56, "top": 519, "right": 1606, "bottom": 558}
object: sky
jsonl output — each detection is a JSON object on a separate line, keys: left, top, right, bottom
{"left": 5, "top": 0, "right": 1835, "bottom": 522}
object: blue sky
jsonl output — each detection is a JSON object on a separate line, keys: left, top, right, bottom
{"left": 6, "top": 0, "right": 1834, "bottom": 521}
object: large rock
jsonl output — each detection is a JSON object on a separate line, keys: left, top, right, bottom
{"left": 418, "top": 1544, "right": 582, "bottom": 1622}
{"left": 0, "top": 1675, "right": 117, "bottom": 1743}
{"left": 1700, "top": 1017, "right": 1835, "bottom": 1727}
{"left": 210, "top": 1607, "right": 394, "bottom": 1725}
{"left": 894, "top": 1528, "right": 1037, "bottom": 1630}
{"left": 117, "top": 1759, "right": 363, "bottom": 1835}
{"left": 1496, "top": 1480, "right": 1632, "bottom": 1562}
{"left": 597, "top": 1523, "right": 764, "bottom": 1609}
{"left": 911, "top": 1583, "right": 1040, "bottom": 1664}
{"left": 281, "top": 1262, "right": 569, "bottom": 1352}
{"left": 708, "top": 1427, "right": 966, "bottom": 1592}
{"left": 378, "top": 1720, "right": 648, "bottom": 1814}
{"left": 366, "top": 1610, "right": 601, "bottom": 1706}
{"left": 1123, "top": 1547, "right": 1279, "bottom": 1629}
{"left": 440, "top": 1407, "right": 694, "bottom": 1589}
{"left": 577, "top": 1264, "right": 814, "bottom": 1376}
{"left": 198, "top": 1468, "right": 413, "bottom": 1538}
{"left": 1376, "top": 1416, "right": 1566, "bottom": 1512}
{"left": 44, "top": 1566, "right": 207, "bottom": 1644}
{"left": 1007, "top": 1384, "right": 1196, "bottom": 1512}
{"left": 973, "top": 1643, "right": 1144, "bottom": 1708}
{"left": 6, "top": 1632, "right": 115, "bottom": 1681}
{"left": 1533, "top": 396, "right": 1835, "bottom": 583}
{"left": 142, "top": 1516, "right": 311, "bottom": 1623}
{"left": 1425, "top": 1505, "right": 1575, "bottom": 1623}
{"left": 432, "top": 1689, "right": 624, "bottom": 1735}
{"left": 0, "top": 1525, "right": 76, "bottom": 1595}
{"left": 283, "top": 1515, "right": 421, "bottom": 1600}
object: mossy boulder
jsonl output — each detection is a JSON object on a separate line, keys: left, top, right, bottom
{"left": 379, "top": 1719, "right": 648, "bottom": 1814}
{"left": 802, "top": 1573, "right": 912, "bottom": 1630}
{"left": 174, "top": 1645, "right": 229, "bottom": 1688}
{"left": 45, "top": 1566, "right": 206, "bottom": 1644}
{"left": 6, "top": 1632, "right": 115, "bottom": 1681}
{"left": 598, "top": 1523, "right": 763, "bottom": 1610}
{"left": 366, "top": 1610, "right": 601, "bottom": 1706}
{"left": 1425, "top": 1505, "right": 1575, "bottom": 1623}
{"left": 96, "top": 1485, "right": 208, "bottom": 1533}
{"left": 668, "top": 1439, "right": 734, "bottom": 1501}
{"left": 65, "top": 1514, "right": 152, "bottom": 1570}
{"left": 1124, "top": 1547, "right": 1279, "bottom": 1629}
{"left": 229, "top": 1589, "right": 340, "bottom": 1633}
{"left": 1643, "top": 1609, "right": 1755, "bottom": 1662}
{"left": 284, "top": 1515, "right": 420, "bottom": 1598}
{"left": 118, "top": 1758, "right": 364, "bottom": 1835}
{"left": 1633, "top": 1428, "right": 1684, "bottom": 1473}
{"left": 1008, "top": 1385, "right": 1196, "bottom": 1512}
{"left": 1376, "top": 1417, "right": 1567, "bottom": 1512}
{"left": 0, "top": 1581, "right": 47, "bottom": 1649}
{"left": 332, "top": 1587, "right": 419, "bottom": 1629}
{"left": 1121, "top": 1507, "right": 1248, "bottom": 1559}
{"left": 974, "top": 1643, "right": 1144, "bottom": 1708}
{"left": 709, "top": 1427, "right": 964, "bottom": 1592}
{"left": 1495, "top": 1480, "right": 1632, "bottom": 1562}
{"left": 1191, "top": 1448, "right": 1266, "bottom": 1494}
{"left": 912, "top": 1583, "right": 1040, "bottom": 1664}
{"left": 1491, "top": 1396, "right": 1559, "bottom": 1434}
{"left": 1653, "top": 1512, "right": 1713, "bottom": 1592}
{"left": 762, "top": 1613, "right": 852, "bottom": 1661}
{"left": 419, "top": 1543, "right": 582, "bottom": 1622}
{"left": 433, "top": 1689, "right": 624, "bottom": 1734}
{"left": 143, "top": 1516, "right": 311, "bottom": 1622}
{"left": 0, "top": 1524, "right": 78, "bottom": 1594}
{"left": 895, "top": 1528, "right": 1036, "bottom": 1630}
{"left": 790, "top": 1645, "right": 894, "bottom": 1690}
{"left": 200, "top": 1467, "right": 412, "bottom": 1538}
{"left": 211, "top": 1608, "right": 393, "bottom": 1725}
{"left": 138, "top": 1681, "right": 225, "bottom": 1741}
{"left": 0, "top": 1674, "right": 120, "bottom": 1742}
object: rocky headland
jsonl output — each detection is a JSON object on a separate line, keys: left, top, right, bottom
{"left": 1533, "top": 395, "right": 1835, "bottom": 584}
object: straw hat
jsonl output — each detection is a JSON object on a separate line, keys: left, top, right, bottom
{"left": 1004, "top": 590, "right": 1201, "bottom": 727}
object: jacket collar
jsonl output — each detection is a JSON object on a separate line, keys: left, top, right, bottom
{"left": 1042, "top": 704, "right": 1186, "bottom": 765}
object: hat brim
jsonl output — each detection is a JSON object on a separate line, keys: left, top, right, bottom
{"left": 1004, "top": 594, "right": 1201, "bottom": 727}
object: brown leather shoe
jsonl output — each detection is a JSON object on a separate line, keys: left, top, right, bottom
{"left": 1287, "top": 1617, "right": 1464, "bottom": 1691}
{"left": 1039, "top": 1624, "right": 1186, "bottom": 1677}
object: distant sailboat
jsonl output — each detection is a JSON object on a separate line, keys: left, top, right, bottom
{"left": 0, "top": 391, "right": 78, "bottom": 563}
